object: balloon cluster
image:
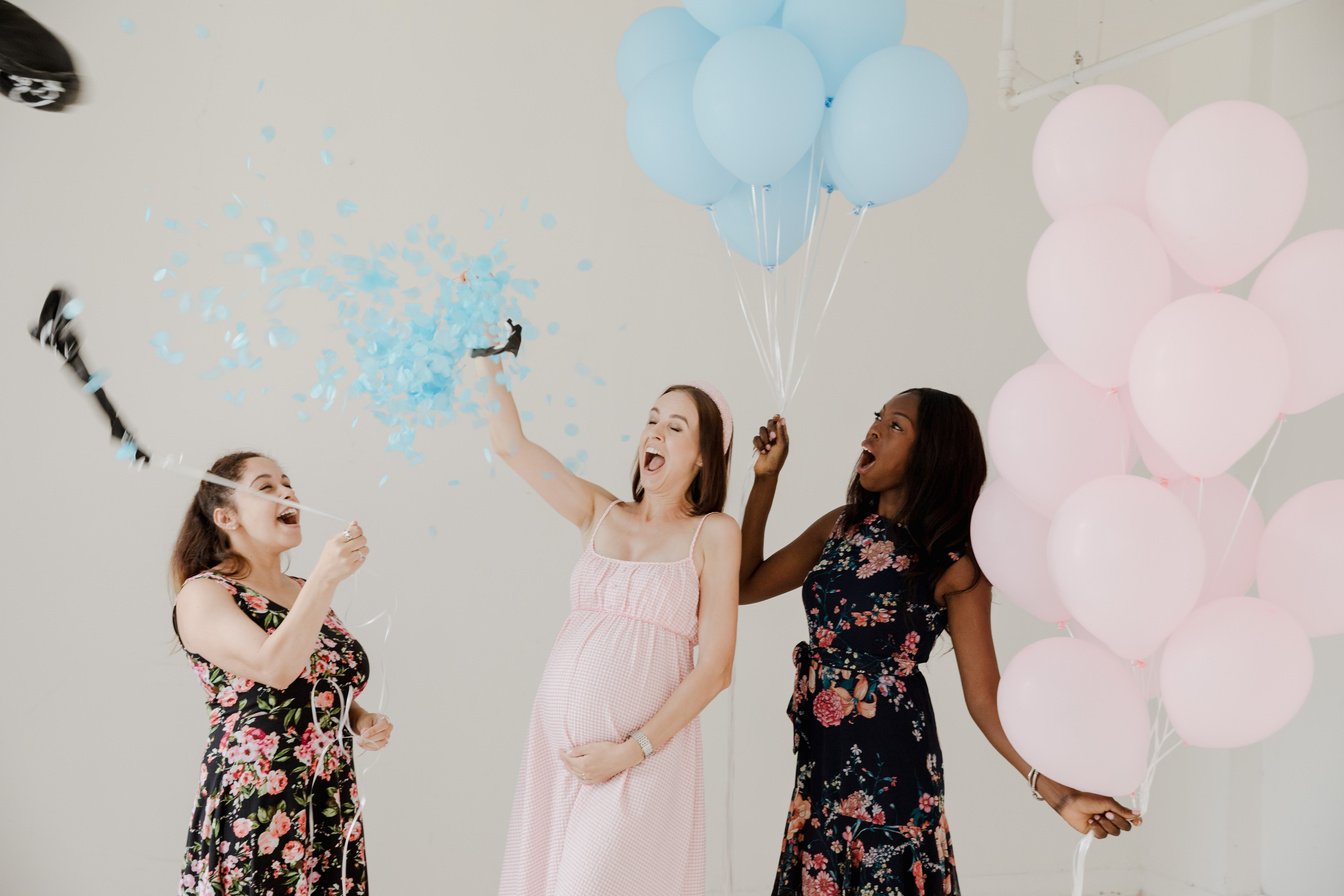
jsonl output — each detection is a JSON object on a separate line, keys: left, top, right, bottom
{"left": 978, "top": 85, "right": 1341, "bottom": 799}
{"left": 618, "top": 1, "right": 968, "bottom": 266}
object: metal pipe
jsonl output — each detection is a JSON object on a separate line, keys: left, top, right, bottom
{"left": 1001, "top": 0, "right": 1309, "bottom": 110}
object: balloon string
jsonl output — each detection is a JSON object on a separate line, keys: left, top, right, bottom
{"left": 1070, "top": 830, "right": 1094, "bottom": 896}
{"left": 723, "top": 448, "right": 759, "bottom": 896}
{"left": 156, "top": 454, "right": 349, "bottom": 522}
{"left": 1215, "top": 414, "right": 1286, "bottom": 577}
{"left": 783, "top": 150, "right": 828, "bottom": 390}
{"left": 708, "top": 207, "right": 776, "bottom": 395}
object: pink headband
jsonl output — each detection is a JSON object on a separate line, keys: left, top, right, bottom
{"left": 684, "top": 380, "right": 733, "bottom": 454}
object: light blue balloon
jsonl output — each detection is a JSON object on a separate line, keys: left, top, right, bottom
{"left": 627, "top": 61, "right": 739, "bottom": 206}
{"left": 817, "top": 111, "right": 862, "bottom": 205}
{"left": 827, "top": 45, "right": 968, "bottom": 207}
{"left": 683, "top": 0, "right": 784, "bottom": 37}
{"left": 781, "top": 0, "right": 906, "bottom": 98}
{"left": 693, "top": 26, "right": 826, "bottom": 186}
{"left": 616, "top": 7, "right": 719, "bottom": 101}
{"left": 712, "top": 152, "right": 825, "bottom": 267}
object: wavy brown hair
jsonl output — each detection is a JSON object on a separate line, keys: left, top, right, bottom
{"left": 842, "top": 388, "right": 987, "bottom": 599}
{"left": 631, "top": 385, "right": 732, "bottom": 515}
{"left": 169, "top": 451, "right": 265, "bottom": 593}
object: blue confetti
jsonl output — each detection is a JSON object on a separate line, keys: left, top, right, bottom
{"left": 428, "top": 525, "right": 437, "bottom": 536}
{"left": 322, "top": 150, "right": 333, "bottom": 166}
{"left": 542, "top": 471, "right": 554, "bottom": 480}
{"left": 564, "top": 423, "right": 579, "bottom": 436}
{"left": 164, "top": 219, "right": 188, "bottom": 234}
{"left": 115, "top": 440, "right": 138, "bottom": 460}
{"left": 520, "top": 410, "right": 534, "bottom": 422}
{"left": 260, "top": 125, "right": 276, "bottom": 143}
{"left": 378, "top": 475, "right": 389, "bottom": 488}
{"left": 337, "top": 200, "right": 358, "bottom": 217}
{"left": 482, "top": 210, "right": 494, "bottom": 229}
{"left": 258, "top": 79, "right": 265, "bottom": 91}
{"left": 621, "top": 434, "right": 631, "bottom": 442}
{"left": 258, "top": 217, "right": 277, "bottom": 235}
{"left": 540, "top": 213, "right": 556, "bottom": 230}
{"left": 576, "top": 449, "right": 589, "bottom": 462}
{"left": 547, "top": 322, "right": 559, "bottom": 335}
{"left": 195, "top": 25, "right": 210, "bottom": 38}
{"left": 83, "top": 369, "right": 110, "bottom": 392}
{"left": 322, "top": 126, "right": 335, "bottom": 140}
{"left": 144, "top": 206, "right": 151, "bottom": 223}
{"left": 520, "top": 197, "right": 529, "bottom": 210}
{"left": 266, "top": 323, "right": 298, "bottom": 349}
{"left": 119, "top": 17, "right": 135, "bottom": 35}
{"left": 61, "top": 299, "right": 85, "bottom": 320}
{"left": 153, "top": 269, "right": 168, "bottom": 282}
{"left": 171, "top": 251, "right": 189, "bottom": 267}
{"left": 150, "top": 332, "right": 170, "bottom": 347}
{"left": 593, "top": 377, "right": 606, "bottom": 386}
{"left": 577, "top": 259, "right": 592, "bottom": 271}
{"left": 483, "top": 447, "right": 493, "bottom": 465}
{"left": 564, "top": 397, "right": 577, "bottom": 407}
{"left": 297, "top": 410, "right": 310, "bottom": 422}
{"left": 223, "top": 204, "right": 241, "bottom": 219}
{"left": 297, "top": 229, "right": 314, "bottom": 247}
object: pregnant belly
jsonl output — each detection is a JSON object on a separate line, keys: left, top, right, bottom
{"left": 536, "top": 610, "right": 693, "bottom": 749}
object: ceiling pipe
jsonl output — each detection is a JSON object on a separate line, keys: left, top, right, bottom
{"left": 999, "top": 0, "right": 1310, "bottom": 110}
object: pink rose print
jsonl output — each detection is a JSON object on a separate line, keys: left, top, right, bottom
{"left": 913, "top": 859, "right": 926, "bottom": 895}
{"left": 313, "top": 690, "right": 335, "bottom": 709}
{"left": 813, "top": 688, "right": 845, "bottom": 727}
{"left": 802, "top": 869, "right": 840, "bottom": 896}
{"left": 232, "top": 819, "right": 252, "bottom": 838}
{"left": 217, "top": 688, "right": 237, "bottom": 707}
{"left": 266, "top": 771, "right": 288, "bottom": 795}
{"left": 258, "top": 831, "right": 279, "bottom": 855}
{"left": 269, "top": 811, "right": 292, "bottom": 837}
{"left": 815, "top": 627, "right": 836, "bottom": 648}
{"left": 282, "top": 841, "right": 305, "bottom": 864}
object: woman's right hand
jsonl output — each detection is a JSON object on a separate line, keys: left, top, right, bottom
{"left": 314, "top": 521, "right": 369, "bottom": 584}
{"left": 752, "top": 416, "right": 789, "bottom": 477}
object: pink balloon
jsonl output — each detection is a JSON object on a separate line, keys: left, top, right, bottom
{"left": 998, "top": 637, "right": 1150, "bottom": 796}
{"left": 1033, "top": 84, "right": 1168, "bottom": 221}
{"left": 1118, "top": 386, "right": 1184, "bottom": 482}
{"left": 1129, "top": 293, "right": 1290, "bottom": 478}
{"left": 1048, "top": 475, "right": 1205, "bottom": 660}
{"left": 1147, "top": 101, "right": 1308, "bottom": 288}
{"left": 1157, "top": 476, "right": 1264, "bottom": 608}
{"left": 1161, "top": 597, "right": 1313, "bottom": 748}
{"left": 987, "top": 363, "right": 1134, "bottom": 517}
{"left": 1028, "top": 206, "right": 1171, "bottom": 388}
{"left": 1168, "top": 256, "right": 1205, "bottom": 301}
{"left": 1258, "top": 480, "right": 1344, "bottom": 637}
{"left": 1071, "top": 621, "right": 1162, "bottom": 699}
{"left": 971, "top": 478, "right": 1070, "bottom": 625}
{"left": 1249, "top": 230, "right": 1344, "bottom": 414}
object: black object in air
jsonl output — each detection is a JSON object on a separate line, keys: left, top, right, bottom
{"left": 0, "top": 1, "right": 80, "bottom": 111}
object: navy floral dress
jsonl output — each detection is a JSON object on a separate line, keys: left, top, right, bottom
{"left": 175, "top": 572, "right": 371, "bottom": 896}
{"left": 772, "top": 514, "right": 962, "bottom": 896}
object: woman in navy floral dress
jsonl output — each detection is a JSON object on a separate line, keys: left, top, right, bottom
{"left": 170, "top": 452, "right": 394, "bottom": 895}
{"left": 740, "top": 391, "right": 1141, "bottom": 896}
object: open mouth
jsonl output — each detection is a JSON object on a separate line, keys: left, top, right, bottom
{"left": 857, "top": 445, "right": 876, "bottom": 475}
{"left": 278, "top": 508, "right": 300, "bottom": 527}
{"left": 643, "top": 447, "right": 665, "bottom": 474}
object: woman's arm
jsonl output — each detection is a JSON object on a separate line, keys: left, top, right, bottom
{"left": 738, "top": 416, "right": 836, "bottom": 604}
{"left": 475, "top": 354, "right": 614, "bottom": 532}
{"left": 560, "top": 514, "right": 741, "bottom": 784}
{"left": 175, "top": 524, "right": 368, "bottom": 689}
{"left": 941, "top": 557, "right": 1142, "bottom": 838}
{"left": 349, "top": 701, "right": 394, "bottom": 750}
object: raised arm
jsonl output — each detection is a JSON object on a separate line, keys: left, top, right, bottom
{"left": 560, "top": 513, "right": 741, "bottom": 784}
{"left": 738, "top": 415, "right": 836, "bottom": 604}
{"left": 941, "top": 558, "right": 1142, "bottom": 839}
{"left": 474, "top": 352, "right": 614, "bottom": 532}
{"left": 175, "top": 524, "right": 367, "bottom": 689}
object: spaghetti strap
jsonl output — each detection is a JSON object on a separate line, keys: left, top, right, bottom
{"left": 688, "top": 512, "right": 714, "bottom": 557}
{"left": 588, "top": 500, "right": 622, "bottom": 550}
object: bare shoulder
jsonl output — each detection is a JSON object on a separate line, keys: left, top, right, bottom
{"left": 697, "top": 512, "right": 741, "bottom": 552}
{"left": 175, "top": 574, "right": 236, "bottom": 609}
{"left": 936, "top": 554, "right": 987, "bottom": 602}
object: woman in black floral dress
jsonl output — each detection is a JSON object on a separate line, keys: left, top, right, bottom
{"left": 170, "top": 452, "right": 394, "bottom": 896}
{"left": 740, "top": 391, "right": 1141, "bottom": 896}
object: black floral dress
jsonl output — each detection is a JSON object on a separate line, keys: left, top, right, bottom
{"left": 176, "top": 572, "right": 371, "bottom": 896}
{"left": 772, "top": 514, "right": 962, "bottom": 896}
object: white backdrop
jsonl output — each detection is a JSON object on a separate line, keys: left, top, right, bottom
{"left": 1, "top": 2, "right": 1341, "bottom": 895}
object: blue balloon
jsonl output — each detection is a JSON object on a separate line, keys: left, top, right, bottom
{"left": 683, "top": 0, "right": 784, "bottom": 37}
{"left": 693, "top": 26, "right": 826, "bottom": 186}
{"left": 781, "top": 0, "right": 906, "bottom": 98}
{"left": 817, "top": 111, "right": 861, "bottom": 204}
{"left": 626, "top": 61, "right": 739, "bottom": 206}
{"left": 616, "top": 7, "right": 719, "bottom": 101}
{"left": 712, "top": 152, "right": 825, "bottom": 267}
{"left": 827, "top": 45, "right": 968, "bottom": 207}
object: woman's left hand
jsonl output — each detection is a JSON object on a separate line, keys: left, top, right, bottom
{"left": 354, "top": 713, "right": 394, "bottom": 751}
{"left": 559, "top": 740, "right": 643, "bottom": 785}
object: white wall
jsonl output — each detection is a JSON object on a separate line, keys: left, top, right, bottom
{"left": 0, "top": 2, "right": 1339, "bottom": 895}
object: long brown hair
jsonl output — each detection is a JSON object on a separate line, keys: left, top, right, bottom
{"left": 843, "top": 388, "right": 987, "bottom": 599}
{"left": 631, "top": 385, "right": 732, "bottom": 515}
{"left": 169, "top": 451, "right": 265, "bottom": 593}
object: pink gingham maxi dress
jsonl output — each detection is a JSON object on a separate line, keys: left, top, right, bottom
{"left": 498, "top": 501, "right": 709, "bottom": 895}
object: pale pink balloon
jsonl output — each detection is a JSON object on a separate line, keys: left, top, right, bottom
{"left": 1147, "top": 101, "right": 1308, "bottom": 288}
{"left": 1118, "top": 386, "right": 1184, "bottom": 482}
{"left": 1048, "top": 475, "right": 1204, "bottom": 660}
{"left": 1168, "top": 256, "right": 1205, "bottom": 301}
{"left": 1129, "top": 293, "right": 1290, "bottom": 478}
{"left": 1249, "top": 230, "right": 1344, "bottom": 414}
{"left": 971, "top": 478, "right": 1070, "bottom": 625}
{"left": 1027, "top": 207, "right": 1171, "bottom": 388}
{"left": 1068, "top": 621, "right": 1161, "bottom": 699}
{"left": 1033, "top": 84, "right": 1168, "bottom": 220}
{"left": 1161, "top": 597, "right": 1313, "bottom": 748}
{"left": 998, "top": 637, "right": 1150, "bottom": 796}
{"left": 1158, "top": 475, "right": 1264, "bottom": 608}
{"left": 1258, "top": 480, "right": 1344, "bottom": 637}
{"left": 987, "top": 363, "right": 1135, "bottom": 517}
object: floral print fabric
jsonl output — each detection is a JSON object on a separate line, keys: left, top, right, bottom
{"left": 772, "top": 514, "right": 962, "bottom": 896}
{"left": 176, "top": 572, "right": 371, "bottom": 896}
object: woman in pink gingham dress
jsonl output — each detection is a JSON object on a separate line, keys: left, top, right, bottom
{"left": 474, "top": 339, "right": 739, "bottom": 896}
